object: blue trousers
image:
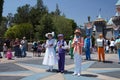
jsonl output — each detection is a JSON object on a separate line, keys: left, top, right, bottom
{"left": 85, "top": 47, "right": 91, "bottom": 60}
{"left": 21, "top": 46, "right": 26, "bottom": 57}
{"left": 58, "top": 53, "right": 65, "bottom": 72}
{"left": 118, "top": 49, "right": 120, "bottom": 61}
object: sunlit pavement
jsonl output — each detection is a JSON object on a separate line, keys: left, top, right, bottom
{"left": 0, "top": 52, "right": 120, "bottom": 80}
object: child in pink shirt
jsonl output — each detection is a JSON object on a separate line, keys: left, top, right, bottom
{"left": 6, "top": 48, "right": 13, "bottom": 60}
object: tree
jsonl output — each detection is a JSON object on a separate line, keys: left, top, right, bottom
{"left": 0, "top": 0, "right": 4, "bottom": 24}
{"left": 55, "top": 3, "right": 61, "bottom": 16}
{"left": 36, "top": 0, "right": 48, "bottom": 13}
{"left": 0, "top": 17, "right": 7, "bottom": 37}
{"left": 7, "top": 13, "right": 14, "bottom": 27}
{"left": 29, "top": 0, "right": 48, "bottom": 31}
{"left": 52, "top": 16, "right": 73, "bottom": 39}
{"left": 35, "top": 14, "right": 54, "bottom": 39}
{"left": 37, "top": 0, "right": 44, "bottom": 10}
{"left": 5, "top": 23, "right": 33, "bottom": 39}
{"left": 68, "top": 19, "right": 77, "bottom": 32}
{"left": 13, "top": 4, "right": 31, "bottom": 24}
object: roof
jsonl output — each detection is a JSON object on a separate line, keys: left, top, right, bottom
{"left": 116, "top": 0, "right": 120, "bottom": 6}
{"left": 107, "top": 18, "right": 113, "bottom": 25}
{"left": 95, "top": 14, "right": 105, "bottom": 21}
{"left": 98, "top": 14, "right": 102, "bottom": 19}
{"left": 115, "top": 12, "right": 120, "bottom": 16}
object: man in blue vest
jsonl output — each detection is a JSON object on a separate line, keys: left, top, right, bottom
{"left": 84, "top": 34, "right": 92, "bottom": 60}
{"left": 57, "top": 34, "right": 67, "bottom": 73}
{"left": 115, "top": 34, "right": 120, "bottom": 64}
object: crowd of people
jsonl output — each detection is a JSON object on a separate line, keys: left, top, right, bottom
{"left": 0, "top": 37, "right": 28, "bottom": 59}
{"left": 42, "top": 28, "right": 120, "bottom": 77}
{"left": 0, "top": 28, "right": 120, "bottom": 77}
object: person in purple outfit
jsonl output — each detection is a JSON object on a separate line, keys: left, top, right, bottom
{"left": 57, "top": 34, "right": 68, "bottom": 73}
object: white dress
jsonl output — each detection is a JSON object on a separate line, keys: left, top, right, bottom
{"left": 42, "top": 39, "right": 57, "bottom": 66}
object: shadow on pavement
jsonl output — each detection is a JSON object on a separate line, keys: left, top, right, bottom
{"left": 46, "top": 69, "right": 74, "bottom": 74}
{"left": 84, "top": 59, "right": 113, "bottom": 64}
{"left": 81, "top": 74, "right": 98, "bottom": 77}
{"left": 103, "top": 61, "right": 113, "bottom": 63}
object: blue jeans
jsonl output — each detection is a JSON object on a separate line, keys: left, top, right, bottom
{"left": 118, "top": 49, "right": 120, "bottom": 61}
{"left": 21, "top": 46, "right": 26, "bottom": 57}
{"left": 85, "top": 47, "right": 91, "bottom": 60}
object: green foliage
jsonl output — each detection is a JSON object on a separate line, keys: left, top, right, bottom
{"left": 0, "top": 0, "right": 4, "bottom": 24}
{"left": 5, "top": 23, "right": 33, "bottom": 39}
{"left": 55, "top": 3, "right": 61, "bottom": 16}
{"left": 52, "top": 16, "right": 75, "bottom": 39}
{"left": 4, "top": 0, "right": 77, "bottom": 40}
{"left": 35, "top": 14, "right": 54, "bottom": 39}
{"left": 0, "top": 17, "right": 7, "bottom": 37}
{"left": 13, "top": 4, "right": 31, "bottom": 24}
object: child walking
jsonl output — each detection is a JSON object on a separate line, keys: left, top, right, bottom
{"left": 37, "top": 42, "right": 42, "bottom": 57}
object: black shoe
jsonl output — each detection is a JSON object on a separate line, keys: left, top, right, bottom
{"left": 46, "top": 69, "right": 50, "bottom": 72}
{"left": 57, "top": 70, "right": 60, "bottom": 73}
{"left": 61, "top": 71, "right": 64, "bottom": 74}
{"left": 103, "top": 61, "right": 106, "bottom": 63}
{"left": 38, "top": 55, "right": 41, "bottom": 57}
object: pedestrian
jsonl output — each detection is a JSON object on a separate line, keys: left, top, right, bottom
{"left": 91, "top": 35, "right": 96, "bottom": 53}
{"left": 57, "top": 34, "right": 67, "bottom": 73}
{"left": 37, "top": 41, "right": 42, "bottom": 57}
{"left": 105, "top": 38, "right": 110, "bottom": 53}
{"left": 3, "top": 43, "right": 7, "bottom": 58}
{"left": 84, "top": 34, "right": 92, "bottom": 60}
{"left": 115, "top": 34, "right": 120, "bottom": 64}
{"left": 6, "top": 48, "right": 13, "bottom": 60}
{"left": 21, "top": 37, "right": 28, "bottom": 57}
{"left": 72, "top": 28, "right": 84, "bottom": 76}
{"left": 43, "top": 32, "right": 57, "bottom": 72}
{"left": 96, "top": 34, "right": 105, "bottom": 62}
{"left": 32, "top": 40, "right": 38, "bottom": 57}
{"left": 41, "top": 41, "right": 46, "bottom": 53}
{"left": 4, "top": 38, "right": 11, "bottom": 48}
{"left": 0, "top": 40, "right": 2, "bottom": 58}
{"left": 110, "top": 38, "right": 115, "bottom": 53}
{"left": 14, "top": 38, "right": 21, "bottom": 58}
{"left": 68, "top": 36, "right": 74, "bottom": 59}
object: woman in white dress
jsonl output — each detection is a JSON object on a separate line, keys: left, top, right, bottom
{"left": 42, "top": 32, "right": 57, "bottom": 72}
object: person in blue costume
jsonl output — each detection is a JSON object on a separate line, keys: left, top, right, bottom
{"left": 84, "top": 34, "right": 92, "bottom": 60}
{"left": 115, "top": 34, "right": 120, "bottom": 64}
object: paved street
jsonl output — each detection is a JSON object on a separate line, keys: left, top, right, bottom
{"left": 0, "top": 52, "right": 120, "bottom": 80}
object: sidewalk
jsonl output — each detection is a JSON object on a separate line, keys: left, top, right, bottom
{"left": 0, "top": 52, "right": 120, "bottom": 80}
